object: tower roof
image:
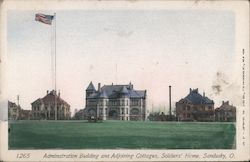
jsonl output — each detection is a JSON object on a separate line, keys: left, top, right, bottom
{"left": 86, "top": 81, "right": 96, "bottom": 91}
{"left": 120, "top": 86, "right": 129, "bottom": 94}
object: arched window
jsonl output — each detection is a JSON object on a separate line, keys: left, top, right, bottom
{"left": 108, "top": 110, "right": 118, "bottom": 118}
{"left": 131, "top": 108, "right": 139, "bottom": 115}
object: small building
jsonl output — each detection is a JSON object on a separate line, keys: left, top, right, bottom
{"left": 84, "top": 82, "right": 147, "bottom": 121}
{"left": 215, "top": 101, "right": 236, "bottom": 122}
{"left": 31, "top": 90, "right": 71, "bottom": 120}
{"left": 176, "top": 88, "right": 214, "bottom": 121}
{"left": 73, "top": 109, "right": 86, "bottom": 120}
{"left": 8, "top": 101, "right": 21, "bottom": 120}
{"left": 19, "top": 110, "right": 32, "bottom": 120}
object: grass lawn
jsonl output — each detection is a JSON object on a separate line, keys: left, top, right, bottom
{"left": 9, "top": 120, "right": 235, "bottom": 149}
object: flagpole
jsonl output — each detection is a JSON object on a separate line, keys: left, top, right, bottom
{"left": 51, "top": 19, "right": 53, "bottom": 91}
{"left": 54, "top": 12, "right": 57, "bottom": 121}
{"left": 35, "top": 13, "right": 57, "bottom": 120}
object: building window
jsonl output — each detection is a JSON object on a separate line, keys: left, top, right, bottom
{"left": 122, "top": 108, "right": 124, "bottom": 114}
{"left": 132, "top": 100, "right": 139, "bottom": 106}
{"left": 131, "top": 108, "right": 139, "bottom": 115}
{"left": 126, "top": 108, "right": 128, "bottom": 114}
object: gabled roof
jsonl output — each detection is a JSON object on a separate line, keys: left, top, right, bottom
{"left": 130, "top": 90, "right": 146, "bottom": 98}
{"left": 216, "top": 101, "right": 236, "bottom": 111}
{"left": 87, "top": 83, "right": 146, "bottom": 99}
{"left": 86, "top": 82, "right": 96, "bottom": 91}
{"left": 121, "top": 86, "right": 129, "bottom": 94}
{"left": 31, "top": 98, "right": 43, "bottom": 105}
{"left": 99, "top": 90, "right": 108, "bottom": 98}
{"left": 8, "top": 101, "right": 17, "bottom": 107}
{"left": 101, "top": 85, "right": 129, "bottom": 96}
{"left": 179, "top": 88, "right": 214, "bottom": 105}
{"left": 203, "top": 97, "right": 214, "bottom": 104}
{"left": 8, "top": 101, "right": 21, "bottom": 110}
{"left": 31, "top": 90, "right": 70, "bottom": 107}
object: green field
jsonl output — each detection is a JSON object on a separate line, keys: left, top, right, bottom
{"left": 9, "top": 120, "right": 235, "bottom": 149}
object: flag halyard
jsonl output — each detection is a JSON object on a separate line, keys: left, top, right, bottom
{"left": 35, "top": 13, "right": 54, "bottom": 25}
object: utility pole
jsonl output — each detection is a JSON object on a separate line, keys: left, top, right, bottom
{"left": 54, "top": 13, "right": 57, "bottom": 121}
{"left": 169, "top": 85, "right": 172, "bottom": 119}
{"left": 17, "top": 95, "right": 19, "bottom": 106}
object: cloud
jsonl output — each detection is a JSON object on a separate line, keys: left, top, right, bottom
{"left": 211, "top": 71, "right": 229, "bottom": 95}
{"left": 210, "top": 71, "right": 241, "bottom": 107}
{"left": 103, "top": 27, "right": 133, "bottom": 37}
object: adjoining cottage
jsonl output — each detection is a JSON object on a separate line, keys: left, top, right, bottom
{"left": 215, "top": 101, "right": 236, "bottom": 122}
{"left": 8, "top": 101, "right": 21, "bottom": 120}
{"left": 176, "top": 88, "right": 214, "bottom": 121}
{"left": 31, "top": 90, "right": 71, "bottom": 120}
{"left": 84, "top": 82, "right": 147, "bottom": 121}
{"left": 8, "top": 101, "right": 31, "bottom": 120}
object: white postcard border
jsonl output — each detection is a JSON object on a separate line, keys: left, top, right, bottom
{"left": 0, "top": 0, "right": 249, "bottom": 162}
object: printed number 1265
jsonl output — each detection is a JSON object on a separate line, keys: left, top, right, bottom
{"left": 17, "top": 153, "right": 30, "bottom": 158}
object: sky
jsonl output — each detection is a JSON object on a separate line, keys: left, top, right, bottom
{"left": 5, "top": 10, "right": 239, "bottom": 113}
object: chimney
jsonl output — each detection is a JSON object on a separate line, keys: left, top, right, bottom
{"left": 129, "top": 82, "right": 133, "bottom": 90}
{"left": 98, "top": 83, "right": 101, "bottom": 92}
{"left": 189, "top": 88, "right": 192, "bottom": 93}
{"left": 203, "top": 92, "right": 205, "bottom": 97}
{"left": 169, "top": 85, "right": 172, "bottom": 117}
{"left": 17, "top": 95, "right": 19, "bottom": 106}
{"left": 58, "top": 90, "right": 60, "bottom": 97}
{"left": 47, "top": 90, "right": 49, "bottom": 94}
{"left": 222, "top": 101, "right": 224, "bottom": 105}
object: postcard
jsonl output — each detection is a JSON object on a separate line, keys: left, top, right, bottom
{"left": 0, "top": 0, "right": 249, "bottom": 161}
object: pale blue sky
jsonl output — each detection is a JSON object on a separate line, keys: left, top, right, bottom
{"left": 6, "top": 10, "right": 237, "bottom": 112}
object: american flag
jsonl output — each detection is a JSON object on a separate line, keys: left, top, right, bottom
{"left": 35, "top": 13, "right": 54, "bottom": 25}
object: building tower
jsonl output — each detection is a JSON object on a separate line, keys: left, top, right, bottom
{"left": 86, "top": 81, "right": 96, "bottom": 98}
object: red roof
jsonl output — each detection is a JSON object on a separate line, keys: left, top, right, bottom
{"left": 32, "top": 90, "right": 70, "bottom": 107}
